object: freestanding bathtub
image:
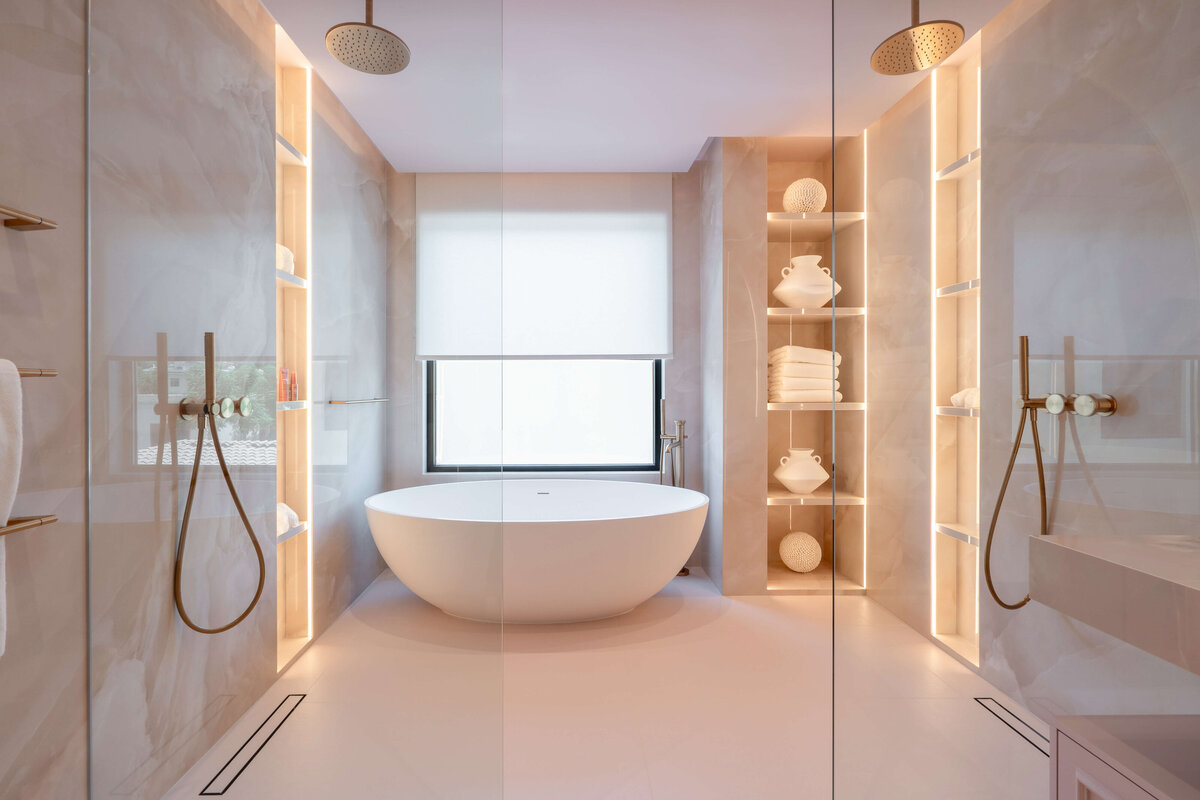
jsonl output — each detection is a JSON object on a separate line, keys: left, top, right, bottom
{"left": 364, "top": 479, "right": 709, "bottom": 624}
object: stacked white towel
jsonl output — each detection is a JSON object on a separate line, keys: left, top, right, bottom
{"left": 276, "top": 502, "right": 301, "bottom": 538}
{"left": 950, "top": 386, "right": 980, "bottom": 409}
{"left": 276, "top": 243, "right": 295, "bottom": 274}
{"left": 768, "top": 346, "right": 842, "bottom": 403}
{"left": 0, "top": 360, "right": 22, "bottom": 659}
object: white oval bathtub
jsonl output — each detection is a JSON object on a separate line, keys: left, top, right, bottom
{"left": 364, "top": 479, "right": 709, "bottom": 624}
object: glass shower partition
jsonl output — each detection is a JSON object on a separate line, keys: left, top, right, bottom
{"left": 833, "top": 0, "right": 1200, "bottom": 797}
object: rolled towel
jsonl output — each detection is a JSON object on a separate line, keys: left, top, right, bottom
{"left": 769, "top": 377, "right": 841, "bottom": 392}
{"left": 276, "top": 243, "right": 295, "bottom": 274}
{"left": 769, "top": 345, "right": 842, "bottom": 367}
{"left": 770, "top": 363, "right": 838, "bottom": 380}
{"left": 770, "top": 389, "right": 844, "bottom": 404}
{"left": 0, "top": 360, "right": 21, "bottom": 660}
{"left": 276, "top": 502, "right": 301, "bottom": 537}
{"left": 950, "top": 387, "right": 980, "bottom": 409}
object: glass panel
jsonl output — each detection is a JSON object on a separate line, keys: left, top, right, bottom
{"left": 835, "top": 0, "right": 1200, "bottom": 797}
{"left": 86, "top": 1, "right": 503, "bottom": 798}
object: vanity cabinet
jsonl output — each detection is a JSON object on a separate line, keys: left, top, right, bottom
{"left": 1052, "top": 716, "right": 1200, "bottom": 800}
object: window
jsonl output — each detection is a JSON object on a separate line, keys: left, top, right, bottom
{"left": 415, "top": 173, "right": 673, "bottom": 473}
{"left": 427, "top": 359, "right": 661, "bottom": 471}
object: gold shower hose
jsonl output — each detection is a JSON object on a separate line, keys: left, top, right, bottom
{"left": 982, "top": 340, "right": 1049, "bottom": 611}
{"left": 173, "top": 406, "right": 266, "bottom": 634}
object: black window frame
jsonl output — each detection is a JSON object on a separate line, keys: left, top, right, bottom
{"left": 425, "top": 359, "right": 664, "bottom": 473}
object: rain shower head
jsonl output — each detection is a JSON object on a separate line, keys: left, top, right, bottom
{"left": 871, "top": 0, "right": 963, "bottom": 75}
{"left": 325, "top": 0, "right": 410, "bottom": 75}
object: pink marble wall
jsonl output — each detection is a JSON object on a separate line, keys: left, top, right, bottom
{"left": 0, "top": 0, "right": 89, "bottom": 796}
{"left": 694, "top": 138, "right": 769, "bottom": 595}
{"left": 310, "top": 79, "right": 389, "bottom": 635}
{"left": 864, "top": 81, "right": 935, "bottom": 632}
{"left": 977, "top": 0, "right": 1200, "bottom": 716}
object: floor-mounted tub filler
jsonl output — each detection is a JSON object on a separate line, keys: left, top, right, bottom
{"left": 365, "top": 480, "right": 708, "bottom": 623}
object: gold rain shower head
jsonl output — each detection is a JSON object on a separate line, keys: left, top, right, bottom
{"left": 326, "top": 0, "right": 411, "bottom": 75}
{"left": 871, "top": 0, "right": 964, "bottom": 75}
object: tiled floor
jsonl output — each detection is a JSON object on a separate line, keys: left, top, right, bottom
{"left": 164, "top": 570, "right": 1049, "bottom": 799}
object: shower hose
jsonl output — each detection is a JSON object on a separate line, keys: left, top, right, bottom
{"left": 173, "top": 407, "right": 266, "bottom": 634}
{"left": 982, "top": 402, "right": 1048, "bottom": 611}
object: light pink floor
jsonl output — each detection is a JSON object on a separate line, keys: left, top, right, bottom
{"left": 165, "top": 570, "right": 1049, "bottom": 799}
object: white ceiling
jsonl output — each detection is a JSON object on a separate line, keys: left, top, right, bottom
{"left": 262, "top": 0, "right": 1013, "bottom": 173}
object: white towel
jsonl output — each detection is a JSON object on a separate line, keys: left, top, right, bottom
{"left": 770, "top": 363, "right": 838, "bottom": 380}
{"left": 768, "top": 345, "right": 842, "bottom": 367}
{"left": 770, "top": 389, "right": 844, "bottom": 404}
{"left": 276, "top": 502, "right": 300, "bottom": 537}
{"left": 0, "top": 360, "right": 22, "bottom": 659}
{"left": 951, "top": 387, "right": 980, "bottom": 409}
{"left": 768, "top": 377, "right": 840, "bottom": 392}
{"left": 275, "top": 243, "right": 295, "bottom": 274}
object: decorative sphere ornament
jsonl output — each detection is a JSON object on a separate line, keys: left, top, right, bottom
{"left": 782, "top": 178, "right": 828, "bottom": 213}
{"left": 779, "top": 531, "right": 822, "bottom": 573}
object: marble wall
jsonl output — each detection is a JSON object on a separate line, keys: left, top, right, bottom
{"left": 310, "top": 79, "right": 389, "bottom": 635}
{"left": 87, "top": 2, "right": 396, "bottom": 797}
{"left": 88, "top": 1, "right": 278, "bottom": 796}
{"left": 0, "top": 1, "right": 89, "bottom": 797}
{"left": 977, "top": 0, "right": 1200, "bottom": 717}
{"left": 863, "top": 81, "right": 935, "bottom": 633}
{"left": 694, "top": 137, "right": 769, "bottom": 594}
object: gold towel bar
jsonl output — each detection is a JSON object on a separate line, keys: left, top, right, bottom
{"left": 0, "top": 515, "right": 58, "bottom": 538}
{"left": 0, "top": 204, "right": 57, "bottom": 232}
{"left": 328, "top": 398, "right": 390, "bottom": 405}
{"left": 17, "top": 368, "right": 57, "bottom": 378}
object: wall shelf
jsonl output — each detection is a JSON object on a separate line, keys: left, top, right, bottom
{"left": 767, "top": 488, "right": 864, "bottom": 506}
{"left": 276, "top": 400, "right": 308, "bottom": 412}
{"left": 275, "top": 133, "right": 307, "bottom": 167}
{"left": 277, "top": 520, "right": 309, "bottom": 544}
{"left": 276, "top": 269, "right": 307, "bottom": 290}
{"left": 766, "top": 211, "right": 864, "bottom": 242}
{"left": 766, "top": 563, "right": 866, "bottom": 596}
{"left": 935, "top": 522, "right": 980, "bottom": 547}
{"left": 935, "top": 278, "right": 981, "bottom": 298}
{"left": 767, "top": 307, "right": 865, "bottom": 324}
{"left": 767, "top": 402, "right": 864, "bottom": 411}
{"left": 935, "top": 406, "right": 979, "bottom": 417}
{"left": 936, "top": 148, "right": 981, "bottom": 181}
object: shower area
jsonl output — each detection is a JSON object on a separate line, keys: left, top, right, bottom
{"left": 1, "top": 0, "right": 1199, "bottom": 797}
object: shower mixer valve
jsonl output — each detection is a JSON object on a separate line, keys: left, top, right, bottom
{"left": 1041, "top": 393, "right": 1117, "bottom": 417}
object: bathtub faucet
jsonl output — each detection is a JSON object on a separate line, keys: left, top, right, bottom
{"left": 659, "top": 398, "right": 687, "bottom": 489}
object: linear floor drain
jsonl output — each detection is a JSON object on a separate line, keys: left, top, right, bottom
{"left": 200, "top": 694, "right": 306, "bottom": 795}
{"left": 975, "top": 697, "right": 1050, "bottom": 757}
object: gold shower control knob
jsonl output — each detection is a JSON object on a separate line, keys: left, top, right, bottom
{"left": 234, "top": 397, "right": 252, "bottom": 417}
{"left": 1069, "top": 394, "right": 1117, "bottom": 417}
{"left": 1044, "top": 393, "right": 1067, "bottom": 415}
{"left": 214, "top": 397, "right": 235, "bottom": 419}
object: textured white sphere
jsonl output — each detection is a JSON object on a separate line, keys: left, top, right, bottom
{"left": 782, "top": 178, "right": 828, "bottom": 213}
{"left": 779, "top": 531, "right": 822, "bottom": 573}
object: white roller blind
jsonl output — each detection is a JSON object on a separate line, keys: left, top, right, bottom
{"left": 416, "top": 172, "right": 673, "bottom": 359}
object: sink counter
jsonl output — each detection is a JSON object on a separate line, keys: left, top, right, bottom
{"left": 1029, "top": 535, "right": 1200, "bottom": 677}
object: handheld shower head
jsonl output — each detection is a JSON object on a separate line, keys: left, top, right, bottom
{"left": 871, "top": 0, "right": 964, "bottom": 75}
{"left": 326, "top": 0, "right": 410, "bottom": 75}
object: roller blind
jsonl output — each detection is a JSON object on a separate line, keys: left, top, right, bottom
{"left": 415, "top": 172, "right": 673, "bottom": 359}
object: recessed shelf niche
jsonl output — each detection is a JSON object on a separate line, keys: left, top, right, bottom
{"left": 275, "top": 25, "right": 314, "bottom": 673}
{"left": 930, "top": 33, "right": 983, "bottom": 666}
{"left": 763, "top": 135, "right": 867, "bottom": 597}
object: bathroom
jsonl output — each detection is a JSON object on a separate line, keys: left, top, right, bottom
{"left": 1, "top": 0, "right": 1198, "bottom": 797}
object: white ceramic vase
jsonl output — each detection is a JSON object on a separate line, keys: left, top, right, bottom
{"left": 773, "top": 448, "right": 830, "bottom": 495}
{"left": 782, "top": 178, "right": 827, "bottom": 213}
{"left": 771, "top": 255, "right": 842, "bottom": 309}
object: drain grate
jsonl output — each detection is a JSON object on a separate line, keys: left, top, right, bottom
{"left": 200, "top": 694, "right": 306, "bottom": 795}
{"left": 975, "top": 697, "right": 1050, "bottom": 757}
